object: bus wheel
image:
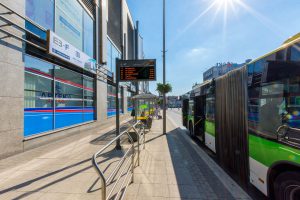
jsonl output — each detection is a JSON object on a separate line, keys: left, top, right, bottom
{"left": 274, "top": 171, "right": 300, "bottom": 200}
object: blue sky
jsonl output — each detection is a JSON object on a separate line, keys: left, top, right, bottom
{"left": 126, "top": 0, "right": 300, "bottom": 96}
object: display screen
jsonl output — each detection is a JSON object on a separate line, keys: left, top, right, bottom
{"left": 118, "top": 59, "right": 156, "bottom": 82}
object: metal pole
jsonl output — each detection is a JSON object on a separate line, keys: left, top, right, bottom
{"left": 116, "top": 59, "right": 122, "bottom": 150}
{"left": 135, "top": 21, "right": 139, "bottom": 94}
{"left": 163, "top": 0, "right": 167, "bottom": 134}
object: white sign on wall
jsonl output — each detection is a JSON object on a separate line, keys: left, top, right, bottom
{"left": 47, "top": 30, "right": 96, "bottom": 73}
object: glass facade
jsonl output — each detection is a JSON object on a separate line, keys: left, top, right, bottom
{"left": 107, "top": 38, "right": 121, "bottom": 76}
{"left": 24, "top": 55, "right": 95, "bottom": 137}
{"left": 25, "top": 0, "right": 54, "bottom": 39}
{"left": 127, "top": 91, "right": 134, "bottom": 112}
{"left": 83, "top": 12, "right": 94, "bottom": 58}
{"left": 107, "top": 85, "right": 123, "bottom": 117}
{"left": 25, "top": 0, "right": 94, "bottom": 57}
{"left": 55, "top": 0, "right": 83, "bottom": 50}
{"left": 24, "top": 55, "right": 54, "bottom": 135}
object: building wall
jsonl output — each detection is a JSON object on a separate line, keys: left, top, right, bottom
{"left": 203, "top": 61, "right": 250, "bottom": 81}
{"left": 0, "top": 0, "right": 141, "bottom": 159}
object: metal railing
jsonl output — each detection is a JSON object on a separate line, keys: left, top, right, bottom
{"left": 0, "top": 2, "right": 119, "bottom": 83}
{"left": 0, "top": 2, "right": 47, "bottom": 51}
{"left": 92, "top": 121, "right": 146, "bottom": 200}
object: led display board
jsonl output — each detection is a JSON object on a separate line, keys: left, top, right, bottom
{"left": 118, "top": 59, "right": 156, "bottom": 82}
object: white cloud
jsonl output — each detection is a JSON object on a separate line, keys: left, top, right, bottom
{"left": 185, "top": 47, "right": 209, "bottom": 58}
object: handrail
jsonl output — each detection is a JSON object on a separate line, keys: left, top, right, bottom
{"left": 0, "top": 2, "right": 46, "bottom": 32}
{"left": 0, "top": 2, "right": 47, "bottom": 51}
{"left": 92, "top": 120, "right": 146, "bottom": 200}
{"left": 0, "top": 28, "right": 47, "bottom": 51}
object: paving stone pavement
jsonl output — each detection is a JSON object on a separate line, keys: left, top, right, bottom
{"left": 0, "top": 119, "right": 133, "bottom": 200}
{"left": 124, "top": 115, "right": 252, "bottom": 200}
{"left": 0, "top": 114, "right": 253, "bottom": 200}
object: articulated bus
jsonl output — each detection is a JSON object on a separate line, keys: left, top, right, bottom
{"left": 182, "top": 34, "right": 300, "bottom": 200}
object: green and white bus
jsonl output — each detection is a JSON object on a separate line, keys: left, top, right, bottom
{"left": 182, "top": 34, "right": 300, "bottom": 200}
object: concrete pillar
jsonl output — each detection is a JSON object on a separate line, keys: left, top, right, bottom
{"left": 95, "top": 0, "right": 108, "bottom": 121}
{"left": 96, "top": 80, "right": 108, "bottom": 122}
{"left": 0, "top": 0, "right": 25, "bottom": 158}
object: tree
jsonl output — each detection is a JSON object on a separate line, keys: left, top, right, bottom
{"left": 156, "top": 83, "right": 172, "bottom": 95}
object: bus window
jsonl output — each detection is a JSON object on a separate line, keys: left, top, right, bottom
{"left": 276, "top": 49, "right": 286, "bottom": 61}
{"left": 291, "top": 42, "right": 300, "bottom": 62}
{"left": 256, "top": 82, "right": 285, "bottom": 138}
{"left": 205, "top": 96, "right": 215, "bottom": 121}
{"left": 252, "top": 76, "right": 300, "bottom": 140}
{"left": 286, "top": 77, "right": 300, "bottom": 129}
{"left": 254, "top": 59, "right": 265, "bottom": 74}
{"left": 248, "top": 63, "right": 254, "bottom": 75}
{"left": 189, "top": 101, "right": 194, "bottom": 116}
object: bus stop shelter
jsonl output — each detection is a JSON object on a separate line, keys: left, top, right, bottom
{"left": 132, "top": 93, "right": 158, "bottom": 127}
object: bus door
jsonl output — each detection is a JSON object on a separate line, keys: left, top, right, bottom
{"left": 182, "top": 99, "right": 189, "bottom": 127}
{"left": 194, "top": 95, "right": 206, "bottom": 142}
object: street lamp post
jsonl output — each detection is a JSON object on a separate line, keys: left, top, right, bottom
{"left": 162, "top": 0, "right": 167, "bottom": 134}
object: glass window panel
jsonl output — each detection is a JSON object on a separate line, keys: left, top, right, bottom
{"left": 54, "top": 66, "right": 84, "bottom": 128}
{"left": 26, "top": 0, "right": 54, "bottom": 30}
{"left": 291, "top": 43, "right": 300, "bottom": 62}
{"left": 55, "top": 0, "right": 83, "bottom": 50}
{"left": 83, "top": 12, "right": 94, "bottom": 58}
{"left": 254, "top": 60, "right": 265, "bottom": 74}
{"left": 108, "top": 84, "right": 121, "bottom": 117}
{"left": 83, "top": 76, "right": 95, "bottom": 121}
{"left": 250, "top": 77, "right": 300, "bottom": 142}
{"left": 24, "top": 55, "right": 54, "bottom": 137}
{"left": 107, "top": 39, "right": 112, "bottom": 71}
{"left": 24, "top": 55, "right": 53, "bottom": 77}
{"left": 127, "top": 91, "right": 134, "bottom": 111}
{"left": 205, "top": 96, "right": 215, "bottom": 121}
{"left": 108, "top": 85, "right": 115, "bottom": 116}
{"left": 24, "top": 55, "right": 95, "bottom": 134}
{"left": 25, "top": 73, "right": 53, "bottom": 94}
{"left": 55, "top": 66, "right": 82, "bottom": 85}
{"left": 276, "top": 49, "right": 286, "bottom": 61}
{"left": 119, "top": 87, "right": 123, "bottom": 113}
{"left": 248, "top": 63, "right": 254, "bottom": 75}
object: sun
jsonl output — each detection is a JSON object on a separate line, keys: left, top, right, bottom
{"left": 215, "top": 0, "right": 242, "bottom": 7}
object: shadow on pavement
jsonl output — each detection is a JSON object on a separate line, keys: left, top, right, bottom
{"left": 166, "top": 127, "right": 236, "bottom": 200}
{"left": 0, "top": 123, "right": 133, "bottom": 200}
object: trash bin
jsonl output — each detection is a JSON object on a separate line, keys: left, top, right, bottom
{"left": 128, "top": 131, "right": 138, "bottom": 143}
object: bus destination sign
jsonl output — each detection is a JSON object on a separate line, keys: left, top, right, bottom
{"left": 118, "top": 59, "right": 156, "bottom": 82}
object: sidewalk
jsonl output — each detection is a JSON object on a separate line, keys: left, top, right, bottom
{"left": 0, "top": 119, "right": 132, "bottom": 200}
{"left": 124, "top": 116, "right": 252, "bottom": 200}
{"left": 0, "top": 115, "right": 252, "bottom": 200}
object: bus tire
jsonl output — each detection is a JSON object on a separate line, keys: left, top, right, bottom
{"left": 274, "top": 171, "right": 300, "bottom": 200}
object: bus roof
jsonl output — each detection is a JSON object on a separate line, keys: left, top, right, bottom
{"left": 248, "top": 32, "right": 300, "bottom": 65}
{"left": 185, "top": 33, "right": 300, "bottom": 96}
{"left": 192, "top": 80, "right": 212, "bottom": 91}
